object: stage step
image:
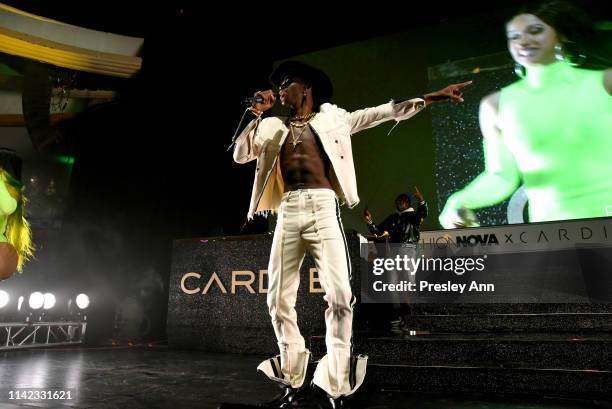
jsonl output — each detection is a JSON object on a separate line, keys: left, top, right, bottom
{"left": 361, "top": 303, "right": 612, "bottom": 315}
{"left": 400, "top": 312, "right": 612, "bottom": 333}
{"left": 362, "top": 364, "right": 611, "bottom": 400}
{"left": 311, "top": 333, "right": 612, "bottom": 370}
{"left": 309, "top": 332, "right": 612, "bottom": 399}
{"left": 356, "top": 304, "right": 612, "bottom": 333}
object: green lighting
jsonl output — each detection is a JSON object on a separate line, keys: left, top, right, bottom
{"left": 55, "top": 156, "right": 75, "bottom": 166}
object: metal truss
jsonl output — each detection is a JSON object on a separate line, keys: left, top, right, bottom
{"left": 0, "top": 321, "right": 86, "bottom": 350}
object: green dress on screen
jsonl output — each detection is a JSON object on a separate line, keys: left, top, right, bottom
{"left": 446, "top": 61, "right": 612, "bottom": 223}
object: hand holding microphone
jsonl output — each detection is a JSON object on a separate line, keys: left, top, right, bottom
{"left": 244, "top": 90, "right": 276, "bottom": 114}
{"left": 229, "top": 90, "right": 277, "bottom": 151}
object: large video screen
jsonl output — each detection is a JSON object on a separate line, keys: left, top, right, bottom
{"left": 269, "top": 5, "right": 611, "bottom": 232}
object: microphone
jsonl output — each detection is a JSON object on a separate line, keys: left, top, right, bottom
{"left": 242, "top": 93, "right": 278, "bottom": 106}
{"left": 242, "top": 95, "right": 264, "bottom": 105}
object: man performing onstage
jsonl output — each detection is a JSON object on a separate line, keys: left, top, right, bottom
{"left": 364, "top": 188, "right": 427, "bottom": 333}
{"left": 232, "top": 60, "right": 469, "bottom": 407}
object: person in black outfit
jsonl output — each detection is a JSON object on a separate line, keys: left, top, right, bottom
{"left": 364, "top": 187, "right": 427, "bottom": 244}
{"left": 364, "top": 187, "right": 427, "bottom": 333}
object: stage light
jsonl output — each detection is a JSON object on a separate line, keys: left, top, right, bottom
{"left": 17, "top": 296, "right": 24, "bottom": 311}
{"left": 29, "top": 292, "right": 44, "bottom": 310}
{"left": 76, "top": 294, "right": 89, "bottom": 309}
{"left": 0, "top": 290, "right": 8, "bottom": 308}
{"left": 43, "top": 293, "right": 56, "bottom": 310}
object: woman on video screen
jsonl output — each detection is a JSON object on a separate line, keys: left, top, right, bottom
{"left": 440, "top": 0, "right": 612, "bottom": 228}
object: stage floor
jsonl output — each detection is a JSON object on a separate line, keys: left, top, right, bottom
{"left": 0, "top": 346, "right": 605, "bottom": 409}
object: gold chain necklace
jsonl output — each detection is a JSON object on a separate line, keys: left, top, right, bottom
{"left": 288, "top": 112, "right": 316, "bottom": 150}
{"left": 289, "top": 126, "right": 307, "bottom": 149}
{"left": 290, "top": 112, "right": 316, "bottom": 122}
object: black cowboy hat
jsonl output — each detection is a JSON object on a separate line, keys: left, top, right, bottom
{"left": 269, "top": 60, "right": 333, "bottom": 104}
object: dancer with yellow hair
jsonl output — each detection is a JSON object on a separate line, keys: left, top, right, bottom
{"left": 0, "top": 164, "right": 34, "bottom": 280}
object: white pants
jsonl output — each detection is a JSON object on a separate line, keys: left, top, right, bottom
{"left": 264, "top": 188, "right": 361, "bottom": 397}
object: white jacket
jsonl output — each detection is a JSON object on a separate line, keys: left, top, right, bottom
{"left": 233, "top": 99, "right": 425, "bottom": 219}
